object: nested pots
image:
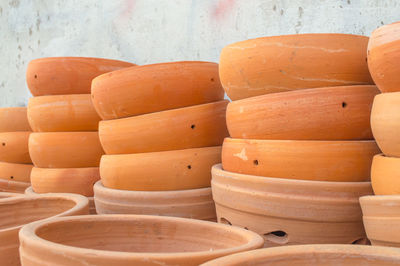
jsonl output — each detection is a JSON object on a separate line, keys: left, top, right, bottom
{"left": 371, "top": 154, "right": 400, "bottom": 195}
{"left": 0, "top": 107, "right": 31, "bottom": 132}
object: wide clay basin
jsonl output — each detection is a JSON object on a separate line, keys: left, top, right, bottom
{"left": 19, "top": 214, "right": 263, "bottom": 266}
{"left": 0, "top": 132, "right": 31, "bottom": 164}
{"left": 0, "top": 179, "right": 30, "bottom": 193}
{"left": 0, "top": 107, "right": 31, "bottom": 132}
{"left": 371, "top": 154, "right": 400, "bottom": 195}
{"left": 0, "top": 161, "right": 33, "bottom": 182}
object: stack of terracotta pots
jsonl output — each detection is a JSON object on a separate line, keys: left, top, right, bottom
{"left": 92, "top": 61, "right": 229, "bottom": 221}
{"left": 25, "top": 57, "right": 134, "bottom": 214}
{"left": 0, "top": 107, "right": 32, "bottom": 193}
{"left": 213, "top": 34, "right": 381, "bottom": 247}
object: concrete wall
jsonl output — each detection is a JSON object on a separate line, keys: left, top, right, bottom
{"left": 1, "top": 0, "right": 399, "bottom": 107}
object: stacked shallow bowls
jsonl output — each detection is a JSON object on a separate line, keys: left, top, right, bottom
{"left": 214, "top": 33, "right": 381, "bottom": 247}
{"left": 25, "top": 57, "right": 134, "bottom": 213}
{"left": 92, "top": 61, "right": 229, "bottom": 221}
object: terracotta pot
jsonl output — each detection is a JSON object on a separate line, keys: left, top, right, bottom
{"left": 219, "top": 34, "right": 373, "bottom": 100}
{"left": 92, "top": 61, "right": 224, "bottom": 120}
{"left": 222, "top": 138, "right": 379, "bottom": 182}
{"left": 29, "top": 132, "right": 104, "bottom": 168}
{"left": 0, "top": 161, "right": 33, "bottom": 182}
{"left": 0, "top": 107, "right": 31, "bottom": 132}
{"left": 26, "top": 57, "right": 135, "bottom": 96}
{"left": 0, "top": 194, "right": 88, "bottom": 266}
{"left": 0, "top": 179, "right": 30, "bottom": 193}
{"left": 0, "top": 192, "right": 24, "bottom": 199}
{"left": 201, "top": 244, "right": 400, "bottom": 265}
{"left": 371, "top": 154, "right": 400, "bottom": 195}
{"left": 0, "top": 132, "right": 31, "bottom": 164}
{"left": 30, "top": 167, "right": 100, "bottom": 196}
{"left": 371, "top": 92, "right": 400, "bottom": 157}
{"left": 101, "top": 146, "right": 221, "bottom": 191}
{"left": 27, "top": 94, "right": 101, "bottom": 132}
{"left": 99, "top": 101, "right": 228, "bottom": 154}
{"left": 227, "top": 85, "right": 378, "bottom": 140}
{"left": 94, "top": 181, "right": 216, "bottom": 221}
{"left": 19, "top": 214, "right": 263, "bottom": 266}
{"left": 211, "top": 164, "right": 372, "bottom": 247}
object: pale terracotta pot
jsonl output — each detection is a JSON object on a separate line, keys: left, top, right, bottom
{"left": 0, "top": 107, "right": 31, "bottom": 132}
{"left": 94, "top": 181, "right": 216, "bottom": 221}
{"left": 227, "top": 85, "right": 378, "bottom": 140}
{"left": 201, "top": 244, "right": 400, "bottom": 265}
{"left": 219, "top": 34, "right": 373, "bottom": 100}
{"left": 19, "top": 214, "right": 263, "bottom": 266}
{"left": 99, "top": 101, "right": 229, "bottom": 154}
{"left": 368, "top": 22, "right": 400, "bottom": 93}
{"left": 0, "top": 132, "right": 31, "bottom": 163}
{"left": 29, "top": 132, "right": 104, "bottom": 168}
{"left": 0, "top": 192, "right": 24, "bottom": 199}
{"left": 26, "top": 57, "right": 135, "bottom": 96}
{"left": 0, "top": 194, "right": 88, "bottom": 266}
{"left": 371, "top": 154, "right": 400, "bottom": 195}
{"left": 371, "top": 92, "right": 400, "bottom": 157}
{"left": 212, "top": 164, "right": 372, "bottom": 247}
{"left": 101, "top": 146, "right": 221, "bottom": 191}
{"left": 0, "top": 179, "right": 30, "bottom": 193}
{"left": 91, "top": 61, "right": 224, "bottom": 120}
{"left": 27, "top": 94, "right": 101, "bottom": 132}
{"left": 222, "top": 138, "right": 379, "bottom": 182}
{"left": 0, "top": 161, "right": 33, "bottom": 182}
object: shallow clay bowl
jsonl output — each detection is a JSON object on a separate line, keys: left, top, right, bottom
{"left": 19, "top": 214, "right": 263, "bottom": 266}
{"left": 94, "top": 181, "right": 216, "bottom": 221}
{"left": 0, "top": 107, "right": 31, "bottom": 132}
{"left": 0, "top": 179, "right": 30, "bottom": 193}
{"left": 0, "top": 161, "right": 33, "bottom": 182}
{"left": 219, "top": 33, "right": 373, "bottom": 100}
{"left": 371, "top": 154, "right": 400, "bottom": 195}
{"left": 0, "top": 194, "right": 88, "bottom": 265}
{"left": 201, "top": 244, "right": 400, "bottom": 265}
{"left": 92, "top": 61, "right": 224, "bottom": 120}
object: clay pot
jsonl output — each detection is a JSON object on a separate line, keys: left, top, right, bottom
{"left": 28, "top": 94, "right": 101, "bottom": 132}
{"left": 92, "top": 61, "right": 224, "bottom": 120}
{"left": 0, "top": 194, "right": 88, "bottom": 265}
{"left": 0, "top": 192, "right": 24, "bottom": 199}
{"left": 0, "top": 107, "right": 31, "bottom": 132}
{"left": 211, "top": 164, "right": 372, "bottom": 247}
{"left": 101, "top": 146, "right": 221, "bottom": 191}
{"left": 0, "top": 161, "right": 33, "bottom": 182}
{"left": 0, "top": 132, "right": 31, "bottom": 163}
{"left": 19, "top": 214, "right": 263, "bottom": 266}
{"left": 0, "top": 179, "right": 30, "bottom": 193}
{"left": 201, "top": 244, "right": 400, "bottom": 265}
{"left": 94, "top": 181, "right": 216, "bottom": 221}
{"left": 222, "top": 138, "right": 379, "bottom": 182}
{"left": 219, "top": 34, "right": 373, "bottom": 100}
{"left": 26, "top": 57, "right": 135, "bottom": 96}
{"left": 99, "top": 101, "right": 228, "bottom": 154}
{"left": 371, "top": 154, "right": 400, "bottom": 195}
{"left": 29, "top": 132, "right": 104, "bottom": 168}
{"left": 371, "top": 92, "right": 400, "bottom": 157}
{"left": 227, "top": 85, "right": 378, "bottom": 140}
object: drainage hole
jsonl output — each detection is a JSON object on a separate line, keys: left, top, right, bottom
{"left": 10, "top": 176, "right": 13, "bottom": 179}
{"left": 187, "top": 165, "right": 192, "bottom": 170}
{"left": 253, "top": 159, "right": 259, "bottom": 165}
{"left": 342, "top": 102, "right": 347, "bottom": 108}
{"left": 1, "top": 143, "right": 5, "bottom": 146}
{"left": 191, "top": 124, "right": 195, "bottom": 129}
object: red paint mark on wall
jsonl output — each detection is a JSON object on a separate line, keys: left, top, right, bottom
{"left": 120, "top": 0, "right": 136, "bottom": 20}
{"left": 212, "top": 0, "right": 236, "bottom": 21}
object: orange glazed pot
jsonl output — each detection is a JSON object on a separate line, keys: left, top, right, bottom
{"left": 227, "top": 85, "right": 379, "bottom": 140}
{"left": 371, "top": 154, "right": 400, "bottom": 195}
{"left": 0, "top": 194, "right": 88, "bottom": 266}
{"left": 28, "top": 94, "right": 101, "bottom": 132}
{"left": 201, "top": 245, "right": 400, "bottom": 266}
{"left": 26, "top": 57, "right": 134, "bottom": 96}
{"left": 99, "top": 101, "right": 228, "bottom": 154}
{"left": 94, "top": 181, "right": 216, "bottom": 221}
{"left": 222, "top": 138, "right": 380, "bottom": 182}
{"left": 212, "top": 164, "right": 372, "bottom": 247}
{"left": 371, "top": 92, "right": 400, "bottom": 157}
{"left": 19, "top": 214, "right": 263, "bottom": 266}
{"left": 219, "top": 34, "right": 373, "bottom": 100}
{"left": 0, "top": 107, "right": 31, "bottom": 132}
{"left": 92, "top": 61, "right": 224, "bottom": 120}
{"left": 0, "top": 179, "right": 30, "bottom": 193}
{"left": 101, "top": 146, "right": 221, "bottom": 191}
{"left": 0, "top": 161, "right": 32, "bottom": 182}
{"left": 29, "top": 132, "right": 104, "bottom": 168}
{"left": 0, "top": 132, "right": 31, "bottom": 164}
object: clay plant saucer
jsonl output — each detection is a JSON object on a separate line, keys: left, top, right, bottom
{"left": 28, "top": 94, "right": 101, "bottom": 132}
{"left": 222, "top": 138, "right": 380, "bottom": 182}
{"left": 371, "top": 92, "right": 400, "bottom": 157}
{"left": 26, "top": 57, "right": 135, "bottom": 96}
{"left": 371, "top": 154, "right": 400, "bottom": 195}
{"left": 29, "top": 132, "right": 104, "bottom": 168}
{"left": 219, "top": 33, "right": 373, "bottom": 100}
{"left": 0, "top": 107, "right": 31, "bottom": 132}
{"left": 0, "top": 132, "right": 31, "bottom": 164}
{"left": 91, "top": 61, "right": 224, "bottom": 120}
{"left": 227, "top": 85, "right": 379, "bottom": 140}
{"left": 0, "top": 161, "right": 33, "bottom": 182}
{"left": 99, "top": 101, "right": 228, "bottom": 154}
{"left": 19, "top": 214, "right": 263, "bottom": 266}
{"left": 101, "top": 146, "right": 221, "bottom": 191}
{"left": 0, "top": 194, "right": 88, "bottom": 265}
{"left": 211, "top": 164, "right": 372, "bottom": 247}
{"left": 94, "top": 181, "right": 216, "bottom": 221}
{"left": 201, "top": 244, "right": 400, "bottom": 265}
{"left": 0, "top": 179, "right": 30, "bottom": 193}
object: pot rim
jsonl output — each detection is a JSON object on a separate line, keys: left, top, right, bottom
{"left": 25, "top": 186, "right": 94, "bottom": 200}
{"left": 28, "top": 56, "right": 136, "bottom": 64}
{"left": 0, "top": 178, "right": 30, "bottom": 190}
{"left": 224, "top": 138, "right": 377, "bottom": 145}
{"left": 360, "top": 195, "right": 400, "bottom": 204}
